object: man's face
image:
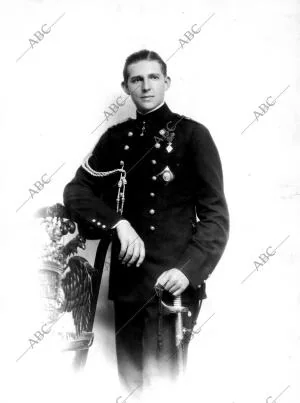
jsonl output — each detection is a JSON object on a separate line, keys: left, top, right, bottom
{"left": 122, "top": 60, "right": 171, "bottom": 113}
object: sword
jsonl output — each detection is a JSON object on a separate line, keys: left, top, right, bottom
{"left": 155, "top": 285, "right": 189, "bottom": 376}
{"left": 173, "top": 295, "right": 186, "bottom": 375}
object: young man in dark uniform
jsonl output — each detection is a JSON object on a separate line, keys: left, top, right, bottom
{"left": 63, "top": 50, "right": 229, "bottom": 399}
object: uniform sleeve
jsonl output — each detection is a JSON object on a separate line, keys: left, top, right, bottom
{"left": 63, "top": 129, "right": 122, "bottom": 239}
{"left": 177, "top": 124, "right": 229, "bottom": 288}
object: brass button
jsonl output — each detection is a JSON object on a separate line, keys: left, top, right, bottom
{"left": 150, "top": 192, "right": 155, "bottom": 197}
{"left": 124, "top": 145, "right": 130, "bottom": 150}
{"left": 154, "top": 143, "right": 161, "bottom": 149}
{"left": 149, "top": 209, "right": 155, "bottom": 215}
{"left": 101, "top": 224, "right": 106, "bottom": 229}
{"left": 151, "top": 159, "right": 157, "bottom": 165}
{"left": 152, "top": 176, "right": 157, "bottom": 181}
{"left": 96, "top": 221, "right": 101, "bottom": 226}
{"left": 150, "top": 226, "right": 156, "bottom": 231}
{"left": 92, "top": 219, "right": 96, "bottom": 223}
{"left": 128, "top": 131, "right": 133, "bottom": 136}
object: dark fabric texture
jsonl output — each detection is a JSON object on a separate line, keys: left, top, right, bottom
{"left": 63, "top": 103, "right": 229, "bottom": 303}
{"left": 114, "top": 296, "right": 201, "bottom": 396}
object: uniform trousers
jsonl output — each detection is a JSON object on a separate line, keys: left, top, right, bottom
{"left": 114, "top": 295, "right": 201, "bottom": 400}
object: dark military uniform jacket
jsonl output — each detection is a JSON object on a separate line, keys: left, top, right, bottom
{"left": 63, "top": 103, "right": 229, "bottom": 304}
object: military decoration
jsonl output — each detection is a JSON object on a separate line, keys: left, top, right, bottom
{"left": 156, "top": 123, "right": 176, "bottom": 153}
{"left": 157, "top": 165, "right": 175, "bottom": 183}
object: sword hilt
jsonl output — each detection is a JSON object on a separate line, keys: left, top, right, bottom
{"left": 154, "top": 285, "right": 190, "bottom": 375}
{"left": 160, "top": 298, "right": 189, "bottom": 314}
{"left": 154, "top": 284, "right": 189, "bottom": 315}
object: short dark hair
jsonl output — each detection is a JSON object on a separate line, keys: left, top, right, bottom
{"left": 123, "top": 49, "right": 167, "bottom": 83}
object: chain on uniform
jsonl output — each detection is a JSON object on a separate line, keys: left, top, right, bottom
{"left": 81, "top": 154, "right": 127, "bottom": 214}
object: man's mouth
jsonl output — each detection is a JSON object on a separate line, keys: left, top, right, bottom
{"left": 141, "top": 96, "right": 154, "bottom": 99}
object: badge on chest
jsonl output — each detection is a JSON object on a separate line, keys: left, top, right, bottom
{"left": 157, "top": 165, "right": 175, "bottom": 183}
{"left": 154, "top": 128, "right": 175, "bottom": 153}
{"left": 154, "top": 116, "right": 184, "bottom": 154}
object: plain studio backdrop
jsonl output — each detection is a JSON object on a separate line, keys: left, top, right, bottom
{"left": 1, "top": 0, "right": 299, "bottom": 402}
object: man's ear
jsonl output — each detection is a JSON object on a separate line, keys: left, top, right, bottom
{"left": 164, "top": 76, "right": 171, "bottom": 91}
{"left": 121, "top": 81, "right": 130, "bottom": 95}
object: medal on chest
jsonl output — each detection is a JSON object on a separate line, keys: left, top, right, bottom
{"left": 154, "top": 116, "right": 183, "bottom": 153}
{"left": 154, "top": 127, "right": 175, "bottom": 153}
{"left": 157, "top": 165, "right": 175, "bottom": 183}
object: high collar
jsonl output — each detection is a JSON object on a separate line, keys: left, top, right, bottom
{"left": 135, "top": 103, "right": 174, "bottom": 125}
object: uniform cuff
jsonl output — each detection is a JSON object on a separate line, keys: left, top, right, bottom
{"left": 112, "top": 219, "right": 129, "bottom": 229}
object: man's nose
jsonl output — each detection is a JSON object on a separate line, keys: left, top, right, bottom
{"left": 142, "top": 79, "right": 151, "bottom": 92}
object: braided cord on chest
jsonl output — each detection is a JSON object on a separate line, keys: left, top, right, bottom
{"left": 81, "top": 154, "right": 127, "bottom": 215}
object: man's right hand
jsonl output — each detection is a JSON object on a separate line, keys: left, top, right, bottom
{"left": 115, "top": 220, "right": 145, "bottom": 267}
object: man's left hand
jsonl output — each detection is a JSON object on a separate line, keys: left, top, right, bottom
{"left": 155, "top": 268, "right": 189, "bottom": 297}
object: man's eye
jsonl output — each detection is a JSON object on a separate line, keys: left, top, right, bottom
{"left": 132, "top": 77, "right": 141, "bottom": 83}
{"left": 151, "top": 76, "right": 159, "bottom": 80}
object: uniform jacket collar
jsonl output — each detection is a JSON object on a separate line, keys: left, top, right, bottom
{"left": 135, "top": 103, "right": 174, "bottom": 125}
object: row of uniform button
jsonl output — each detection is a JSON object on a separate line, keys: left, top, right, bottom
{"left": 124, "top": 128, "right": 145, "bottom": 150}
{"left": 127, "top": 130, "right": 145, "bottom": 137}
{"left": 91, "top": 218, "right": 155, "bottom": 232}
{"left": 149, "top": 156, "right": 158, "bottom": 229}
{"left": 124, "top": 144, "right": 161, "bottom": 150}
{"left": 149, "top": 154, "right": 157, "bottom": 228}
{"left": 122, "top": 131, "right": 159, "bottom": 231}
{"left": 124, "top": 125, "right": 162, "bottom": 149}
{"left": 124, "top": 131, "right": 133, "bottom": 150}
{"left": 91, "top": 218, "right": 106, "bottom": 230}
